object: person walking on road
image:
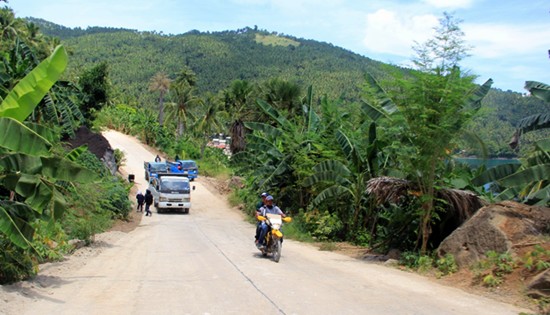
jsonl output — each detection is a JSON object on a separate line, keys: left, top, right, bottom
{"left": 144, "top": 189, "right": 154, "bottom": 216}
{"left": 136, "top": 191, "right": 145, "bottom": 212}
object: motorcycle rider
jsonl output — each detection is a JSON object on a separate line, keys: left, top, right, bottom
{"left": 256, "top": 195, "right": 285, "bottom": 249}
{"left": 254, "top": 192, "right": 269, "bottom": 244}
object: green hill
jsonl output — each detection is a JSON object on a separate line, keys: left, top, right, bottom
{"left": 29, "top": 18, "right": 389, "bottom": 105}
{"left": 27, "top": 18, "right": 549, "bottom": 157}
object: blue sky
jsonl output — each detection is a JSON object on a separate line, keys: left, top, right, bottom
{"left": 7, "top": 0, "right": 550, "bottom": 92}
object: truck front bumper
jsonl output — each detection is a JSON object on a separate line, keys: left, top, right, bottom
{"left": 157, "top": 201, "right": 191, "bottom": 209}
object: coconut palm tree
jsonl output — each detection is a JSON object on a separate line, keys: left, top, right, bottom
{"left": 166, "top": 84, "right": 200, "bottom": 138}
{"left": 193, "top": 92, "right": 224, "bottom": 157}
{"left": 261, "top": 78, "right": 302, "bottom": 117}
{"left": 224, "top": 80, "right": 256, "bottom": 153}
{"left": 148, "top": 72, "right": 171, "bottom": 126}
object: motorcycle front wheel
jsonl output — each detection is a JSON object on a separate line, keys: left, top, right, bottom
{"left": 273, "top": 239, "right": 282, "bottom": 262}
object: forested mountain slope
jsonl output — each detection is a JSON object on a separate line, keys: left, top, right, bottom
{"left": 31, "top": 18, "right": 388, "bottom": 103}
{"left": 30, "top": 18, "right": 548, "bottom": 157}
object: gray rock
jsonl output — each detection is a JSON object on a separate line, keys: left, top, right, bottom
{"left": 527, "top": 270, "right": 550, "bottom": 299}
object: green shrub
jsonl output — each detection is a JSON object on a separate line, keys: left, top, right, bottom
{"left": 472, "top": 250, "right": 517, "bottom": 287}
{"left": 302, "top": 209, "right": 343, "bottom": 241}
{"left": 417, "top": 255, "right": 434, "bottom": 274}
{"left": 75, "top": 149, "right": 110, "bottom": 178}
{"left": 99, "top": 178, "right": 132, "bottom": 219}
{"left": 199, "top": 147, "right": 231, "bottom": 178}
{"left": 482, "top": 273, "right": 502, "bottom": 287}
{"left": 435, "top": 253, "right": 458, "bottom": 276}
{"left": 62, "top": 207, "right": 112, "bottom": 244}
{"left": 62, "top": 178, "right": 130, "bottom": 242}
{"left": 0, "top": 234, "right": 36, "bottom": 284}
{"left": 522, "top": 245, "right": 550, "bottom": 272}
{"left": 31, "top": 220, "right": 71, "bottom": 262}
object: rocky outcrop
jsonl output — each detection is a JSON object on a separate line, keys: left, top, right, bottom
{"left": 527, "top": 270, "right": 550, "bottom": 299}
{"left": 437, "top": 201, "right": 550, "bottom": 268}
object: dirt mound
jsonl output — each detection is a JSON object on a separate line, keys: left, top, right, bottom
{"left": 65, "top": 126, "right": 112, "bottom": 160}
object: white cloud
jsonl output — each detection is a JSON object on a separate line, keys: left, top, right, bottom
{"left": 422, "top": 0, "right": 473, "bottom": 9}
{"left": 464, "top": 23, "right": 550, "bottom": 58}
{"left": 362, "top": 9, "right": 438, "bottom": 56}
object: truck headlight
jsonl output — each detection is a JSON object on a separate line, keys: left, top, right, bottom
{"left": 159, "top": 196, "right": 168, "bottom": 202}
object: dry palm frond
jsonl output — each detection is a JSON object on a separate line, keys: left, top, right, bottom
{"left": 366, "top": 176, "right": 413, "bottom": 205}
{"left": 367, "top": 176, "right": 486, "bottom": 224}
{"left": 436, "top": 188, "right": 487, "bottom": 222}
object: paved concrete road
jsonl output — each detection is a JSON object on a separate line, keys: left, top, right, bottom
{"left": 14, "top": 130, "right": 528, "bottom": 315}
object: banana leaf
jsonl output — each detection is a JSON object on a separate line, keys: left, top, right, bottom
{"left": 499, "top": 164, "right": 550, "bottom": 187}
{"left": 310, "top": 185, "right": 352, "bottom": 208}
{"left": 0, "top": 202, "right": 35, "bottom": 249}
{"left": 471, "top": 163, "right": 521, "bottom": 186}
{"left": 0, "top": 117, "right": 51, "bottom": 155}
{"left": 0, "top": 154, "right": 98, "bottom": 182}
{"left": 0, "top": 45, "right": 68, "bottom": 121}
{"left": 525, "top": 81, "right": 550, "bottom": 102}
{"left": 463, "top": 78, "right": 493, "bottom": 111}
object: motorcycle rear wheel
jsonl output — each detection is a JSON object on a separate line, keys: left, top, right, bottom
{"left": 273, "top": 239, "right": 282, "bottom": 262}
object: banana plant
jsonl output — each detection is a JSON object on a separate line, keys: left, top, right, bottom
{"left": 475, "top": 81, "right": 550, "bottom": 206}
{"left": 0, "top": 45, "right": 97, "bottom": 249}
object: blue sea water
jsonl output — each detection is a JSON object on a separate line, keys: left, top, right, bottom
{"left": 454, "top": 158, "right": 520, "bottom": 169}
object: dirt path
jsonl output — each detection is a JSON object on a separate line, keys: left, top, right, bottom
{"left": 0, "top": 130, "right": 531, "bottom": 315}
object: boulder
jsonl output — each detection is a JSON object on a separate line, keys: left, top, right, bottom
{"left": 437, "top": 201, "right": 550, "bottom": 268}
{"left": 527, "top": 269, "right": 550, "bottom": 299}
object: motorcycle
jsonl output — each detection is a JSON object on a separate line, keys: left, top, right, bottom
{"left": 256, "top": 213, "right": 292, "bottom": 262}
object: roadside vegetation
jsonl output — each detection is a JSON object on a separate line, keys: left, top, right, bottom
{"left": 0, "top": 6, "right": 548, "bottom": 311}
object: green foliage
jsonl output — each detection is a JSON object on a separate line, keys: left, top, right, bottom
{"left": 113, "top": 149, "right": 125, "bottom": 169}
{"left": 399, "top": 251, "right": 458, "bottom": 277}
{"left": 0, "top": 234, "right": 36, "bottom": 284}
{"left": 197, "top": 147, "right": 231, "bottom": 178}
{"left": 93, "top": 103, "right": 136, "bottom": 133}
{"left": 435, "top": 253, "right": 459, "bottom": 276}
{"left": 0, "top": 45, "right": 68, "bottom": 122}
{"left": 62, "top": 208, "right": 111, "bottom": 244}
{"left": 63, "top": 183, "right": 115, "bottom": 242}
{"left": 78, "top": 61, "right": 110, "bottom": 124}
{"left": 100, "top": 179, "right": 132, "bottom": 219}
{"left": 22, "top": 13, "right": 549, "bottom": 158}
{"left": 302, "top": 209, "right": 343, "bottom": 241}
{"left": 482, "top": 274, "right": 502, "bottom": 287}
{"left": 522, "top": 245, "right": 550, "bottom": 272}
{"left": 73, "top": 148, "right": 110, "bottom": 178}
{"left": 473, "top": 250, "right": 517, "bottom": 287}
{"left": 30, "top": 220, "right": 71, "bottom": 262}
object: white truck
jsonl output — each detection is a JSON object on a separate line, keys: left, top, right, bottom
{"left": 148, "top": 173, "right": 195, "bottom": 214}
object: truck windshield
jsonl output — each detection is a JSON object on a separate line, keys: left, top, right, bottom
{"left": 180, "top": 161, "right": 197, "bottom": 169}
{"left": 160, "top": 180, "right": 190, "bottom": 192}
{"left": 150, "top": 163, "right": 167, "bottom": 172}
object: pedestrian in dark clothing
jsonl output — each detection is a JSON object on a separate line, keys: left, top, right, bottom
{"left": 155, "top": 155, "right": 161, "bottom": 162}
{"left": 144, "top": 190, "right": 154, "bottom": 216}
{"left": 136, "top": 191, "right": 145, "bottom": 212}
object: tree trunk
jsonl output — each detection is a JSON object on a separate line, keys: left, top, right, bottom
{"left": 158, "top": 91, "right": 165, "bottom": 126}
